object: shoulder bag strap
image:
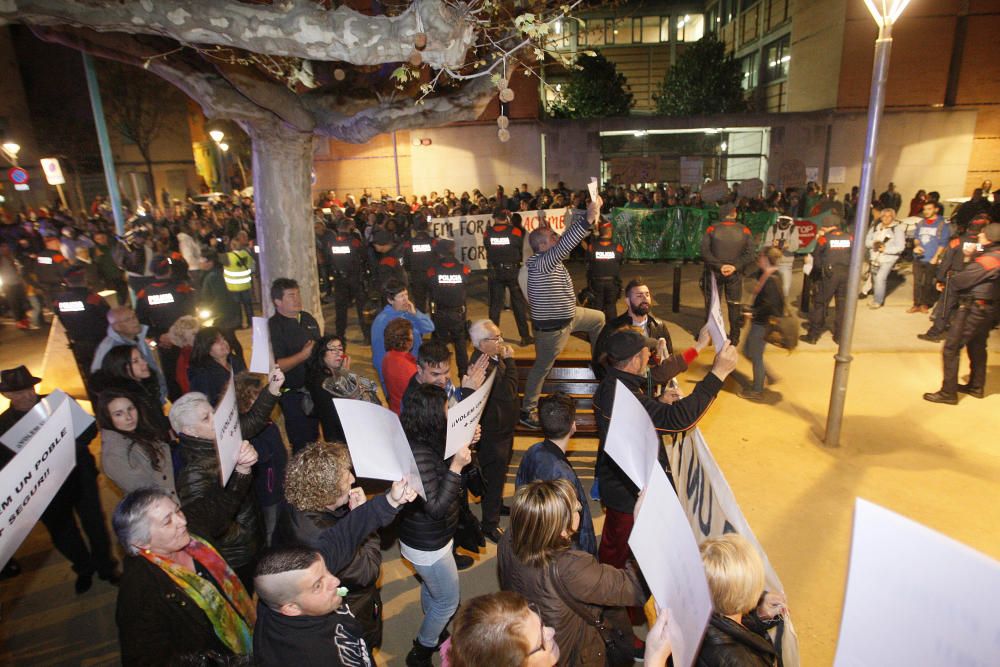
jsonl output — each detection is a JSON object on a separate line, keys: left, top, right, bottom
{"left": 547, "top": 558, "right": 605, "bottom": 630}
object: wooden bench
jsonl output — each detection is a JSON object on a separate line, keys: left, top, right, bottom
{"left": 514, "top": 357, "right": 600, "bottom": 437}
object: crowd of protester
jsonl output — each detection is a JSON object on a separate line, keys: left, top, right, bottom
{"left": 0, "top": 171, "right": 996, "bottom": 666}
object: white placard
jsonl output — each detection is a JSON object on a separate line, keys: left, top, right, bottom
{"left": 0, "top": 400, "right": 75, "bottom": 569}
{"left": 249, "top": 316, "right": 274, "bottom": 374}
{"left": 212, "top": 377, "right": 243, "bottom": 487}
{"left": 706, "top": 274, "right": 728, "bottom": 350}
{"left": 587, "top": 177, "right": 599, "bottom": 204}
{"left": 603, "top": 380, "right": 660, "bottom": 490}
{"left": 806, "top": 167, "right": 820, "bottom": 183}
{"left": 334, "top": 399, "right": 426, "bottom": 500}
{"left": 828, "top": 166, "right": 846, "bottom": 184}
{"left": 445, "top": 371, "right": 495, "bottom": 459}
{"left": 834, "top": 498, "right": 1000, "bottom": 666}
{"left": 1, "top": 389, "right": 94, "bottom": 454}
{"left": 629, "top": 465, "right": 712, "bottom": 667}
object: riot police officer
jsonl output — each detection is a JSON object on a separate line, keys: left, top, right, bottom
{"left": 370, "top": 228, "right": 407, "bottom": 291}
{"left": 483, "top": 206, "right": 532, "bottom": 346}
{"left": 52, "top": 264, "right": 111, "bottom": 393}
{"left": 27, "top": 234, "right": 70, "bottom": 321}
{"left": 135, "top": 256, "right": 197, "bottom": 399}
{"left": 701, "top": 203, "right": 755, "bottom": 345}
{"left": 427, "top": 239, "right": 472, "bottom": 377}
{"left": 801, "top": 214, "right": 853, "bottom": 344}
{"left": 401, "top": 217, "right": 437, "bottom": 314}
{"left": 328, "top": 219, "right": 368, "bottom": 341}
{"left": 585, "top": 219, "right": 625, "bottom": 324}
{"left": 919, "top": 215, "right": 990, "bottom": 342}
{"left": 924, "top": 222, "right": 1000, "bottom": 404}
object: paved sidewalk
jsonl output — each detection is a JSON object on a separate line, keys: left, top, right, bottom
{"left": 1, "top": 261, "right": 997, "bottom": 665}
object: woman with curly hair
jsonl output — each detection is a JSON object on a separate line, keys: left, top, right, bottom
{"left": 271, "top": 441, "right": 399, "bottom": 650}
{"left": 382, "top": 317, "right": 418, "bottom": 414}
{"left": 305, "top": 334, "right": 381, "bottom": 441}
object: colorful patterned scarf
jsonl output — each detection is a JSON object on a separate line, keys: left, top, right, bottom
{"left": 139, "top": 535, "right": 256, "bottom": 654}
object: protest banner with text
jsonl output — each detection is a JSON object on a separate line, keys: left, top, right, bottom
{"left": 0, "top": 400, "right": 75, "bottom": 569}
{"left": 445, "top": 371, "right": 495, "bottom": 459}
{"left": 670, "top": 429, "right": 800, "bottom": 666}
{"left": 213, "top": 377, "right": 243, "bottom": 487}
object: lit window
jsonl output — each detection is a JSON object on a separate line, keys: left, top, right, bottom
{"left": 676, "top": 14, "right": 705, "bottom": 42}
{"left": 763, "top": 34, "right": 790, "bottom": 83}
{"left": 641, "top": 16, "right": 661, "bottom": 43}
{"left": 660, "top": 16, "right": 672, "bottom": 41}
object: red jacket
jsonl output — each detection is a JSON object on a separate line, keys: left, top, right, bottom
{"left": 382, "top": 349, "right": 417, "bottom": 414}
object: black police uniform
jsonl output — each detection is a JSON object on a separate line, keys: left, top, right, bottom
{"left": 428, "top": 257, "right": 472, "bottom": 377}
{"left": 483, "top": 221, "right": 530, "bottom": 339}
{"left": 401, "top": 233, "right": 437, "bottom": 314}
{"left": 329, "top": 233, "right": 368, "bottom": 340}
{"left": 804, "top": 229, "right": 853, "bottom": 341}
{"left": 372, "top": 247, "right": 407, "bottom": 293}
{"left": 316, "top": 226, "right": 338, "bottom": 298}
{"left": 52, "top": 286, "right": 110, "bottom": 390}
{"left": 925, "top": 232, "right": 981, "bottom": 339}
{"left": 269, "top": 310, "right": 322, "bottom": 452}
{"left": 586, "top": 239, "right": 625, "bottom": 324}
{"left": 701, "top": 219, "right": 755, "bottom": 345}
{"left": 29, "top": 248, "right": 69, "bottom": 309}
{"left": 935, "top": 243, "right": 999, "bottom": 397}
{"left": 135, "top": 279, "right": 197, "bottom": 400}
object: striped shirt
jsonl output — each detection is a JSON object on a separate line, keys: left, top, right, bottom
{"left": 526, "top": 210, "right": 590, "bottom": 325}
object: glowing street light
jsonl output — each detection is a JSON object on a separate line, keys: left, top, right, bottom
{"left": 218, "top": 142, "right": 229, "bottom": 152}
{"left": 209, "top": 130, "right": 225, "bottom": 143}
{"left": 2, "top": 142, "right": 20, "bottom": 159}
{"left": 825, "top": 0, "right": 911, "bottom": 447}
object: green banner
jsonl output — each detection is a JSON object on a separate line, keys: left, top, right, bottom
{"left": 611, "top": 207, "right": 781, "bottom": 260}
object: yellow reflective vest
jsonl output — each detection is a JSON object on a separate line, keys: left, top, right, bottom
{"left": 224, "top": 249, "right": 254, "bottom": 292}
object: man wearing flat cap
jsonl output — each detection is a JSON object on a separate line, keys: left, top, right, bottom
{"left": 0, "top": 365, "right": 118, "bottom": 593}
{"left": 801, "top": 213, "right": 853, "bottom": 345}
{"left": 701, "top": 203, "right": 755, "bottom": 346}
{"left": 591, "top": 329, "right": 738, "bottom": 569}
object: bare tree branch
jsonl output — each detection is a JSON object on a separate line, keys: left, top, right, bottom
{"left": 2, "top": 0, "right": 477, "bottom": 69}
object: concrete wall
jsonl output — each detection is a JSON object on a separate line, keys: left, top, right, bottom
{"left": 786, "top": 0, "right": 845, "bottom": 112}
{"left": 827, "top": 109, "right": 977, "bottom": 204}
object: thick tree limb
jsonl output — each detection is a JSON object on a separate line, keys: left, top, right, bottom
{"left": 301, "top": 73, "right": 497, "bottom": 143}
{"left": 1, "top": 0, "right": 476, "bottom": 69}
{"left": 30, "top": 26, "right": 281, "bottom": 125}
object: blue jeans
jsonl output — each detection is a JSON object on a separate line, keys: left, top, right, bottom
{"left": 872, "top": 256, "right": 898, "bottom": 305}
{"left": 406, "top": 548, "right": 460, "bottom": 648}
{"left": 743, "top": 322, "right": 768, "bottom": 392}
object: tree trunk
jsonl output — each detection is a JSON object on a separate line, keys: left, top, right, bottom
{"left": 245, "top": 119, "right": 320, "bottom": 326}
{"left": 143, "top": 155, "right": 156, "bottom": 203}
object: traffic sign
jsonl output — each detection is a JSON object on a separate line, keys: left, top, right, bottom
{"left": 7, "top": 167, "right": 28, "bottom": 185}
{"left": 40, "top": 158, "right": 65, "bottom": 185}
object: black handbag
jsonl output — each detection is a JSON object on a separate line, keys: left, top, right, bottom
{"left": 548, "top": 560, "right": 634, "bottom": 667}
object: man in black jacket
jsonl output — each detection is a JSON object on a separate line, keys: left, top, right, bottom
{"left": 701, "top": 203, "right": 755, "bottom": 345}
{"left": 254, "top": 480, "right": 417, "bottom": 666}
{"left": 592, "top": 331, "right": 737, "bottom": 569}
{"left": 468, "top": 319, "right": 519, "bottom": 543}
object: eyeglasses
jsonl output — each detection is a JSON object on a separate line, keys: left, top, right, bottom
{"left": 484, "top": 335, "right": 504, "bottom": 343}
{"left": 525, "top": 602, "right": 550, "bottom": 658}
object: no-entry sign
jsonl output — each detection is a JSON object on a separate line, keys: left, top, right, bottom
{"left": 7, "top": 167, "right": 28, "bottom": 185}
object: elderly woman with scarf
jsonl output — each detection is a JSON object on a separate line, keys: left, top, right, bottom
{"left": 113, "top": 488, "right": 257, "bottom": 666}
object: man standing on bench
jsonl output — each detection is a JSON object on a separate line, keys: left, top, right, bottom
{"left": 519, "top": 194, "right": 605, "bottom": 429}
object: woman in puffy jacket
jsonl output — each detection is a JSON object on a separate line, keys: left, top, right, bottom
{"left": 398, "top": 383, "right": 476, "bottom": 667}
{"left": 167, "top": 367, "right": 284, "bottom": 590}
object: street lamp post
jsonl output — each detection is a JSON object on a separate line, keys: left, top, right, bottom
{"left": 825, "top": 0, "right": 911, "bottom": 447}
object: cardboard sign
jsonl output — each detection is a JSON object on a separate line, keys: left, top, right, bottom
{"left": 249, "top": 316, "right": 275, "bottom": 374}
{"left": 834, "top": 499, "right": 1000, "bottom": 666}
{"left": 212, "top": 377, "right": 243, "bottom": 487}
{"left": 603, "top": 380, "right": 660, "bottom": 490}
{"left": 700, "top": 179, "right": 730, "bottom": 203}
{"left": 737, "top": 178, "right": 763, "bottom": 200}
{"left": 0, "top": 400, "right": 75, "bottom": 569}
{"left": 587, "top": 177, "right": 599, "bottom": 204}
{"left": 629, "top": 465, "right": 713, "bottom": 667}
{"left": 706, "top": 274, "right": 728, "bottom": 350}
{"left": 334, "top": 399, "right": 426, "bottom": 500}
{"left": 1, "top": 389, "right": 94, "bottom": 454}
{"left": 445, "top": 371, "right": 495, "bottom": 459}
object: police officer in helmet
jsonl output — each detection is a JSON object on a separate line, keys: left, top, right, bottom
{"left": 401, "top": 216, "right": 437, "bottom": 315}
{"left": 52, "top": 264, "right": 111, "bottom": 395}
{"left": 135, "top": 255, "right": 197, "bottom": 400}
{"left": 585, "top": 218, "right": 625, "bottom": 324}
{"left": 329, "top": 218, "right": 369, "bottom": 342}
{"left": 427, "top": 238, "right": 472, "bottom": 377}
{"left": 483, "top": 206, "right": 532, "bottom": 346}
